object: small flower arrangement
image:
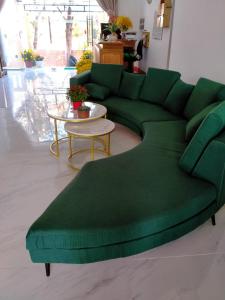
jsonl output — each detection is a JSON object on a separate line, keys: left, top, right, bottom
{"left": 116, "top": 16, "right": 133, "bottom": 32}
{"left": 77, "top": 104, "right": 91, "bottom": 118}
{"left": 21, "top": 49, "right": 35, "bottom": 61}
{"left": 76, "top": 50, "right": 93, "bottom": 74}
{"left": 35, "top": 54, "right": 44, "bottom": 61}
{"left": 107, "top": 16, "right": 119, "bottom": 33}
{"left": 66, "top": 85, "right": 89, "bottom": 102}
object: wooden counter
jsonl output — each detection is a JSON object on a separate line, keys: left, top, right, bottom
{"left": 93, "top": 40, "right": 136, "bottom": 65}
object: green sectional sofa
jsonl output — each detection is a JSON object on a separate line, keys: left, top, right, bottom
{"left": 26, "top": 63, "right": 225, "bottom": 276}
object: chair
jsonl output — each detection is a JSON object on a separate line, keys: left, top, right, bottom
{"left": 124, "top": 39, "right": 143, "bottom": 73}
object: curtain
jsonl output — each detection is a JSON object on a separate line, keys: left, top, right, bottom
{"left": 96, "top": 0, "right": 118, "bottom": 17}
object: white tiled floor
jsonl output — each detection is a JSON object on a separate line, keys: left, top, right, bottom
{"left": 1, "top": 68, "right": 225, "bottom": 300}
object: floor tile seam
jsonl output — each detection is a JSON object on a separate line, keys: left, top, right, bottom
{"left": 136, "top": 251, "right": 225, "bottom": 260}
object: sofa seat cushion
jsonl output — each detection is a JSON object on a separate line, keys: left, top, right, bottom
{"left": 119, "top": 72, "right": 145, "bottom": 100}
{"left": 143, "top": 120, "right": 187, "bottom": 153}
{"left": 26, "top": 142, "right": 216, "bottom": 251}
{"left": 140, "top": 67, "right": 181, "bottom": 105}
{"left": 103, "top": 96, "right": 180, "bottom": 128}
{"left": 163, "top": 80, "right": 194, "bottom": 115}
{"left": 85, "top": 83, "right": 110, "bottom": 100}
{"left": 184, "top": 78, "right": 223, "bottom": 119}
{"left": 90, "top": 63, "right": 123, "bottom": 94}
{"left": 180, "top": 101, "right": 225, "bottom": 173}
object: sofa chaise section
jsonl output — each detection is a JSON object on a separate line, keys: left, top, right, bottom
{"left": 26, "top": 134, "right": 217, "bottom": 264}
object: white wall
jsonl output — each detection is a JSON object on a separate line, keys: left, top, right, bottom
{"left": 118, "top": 0, "right": 173, "bottom": 72}
{"left": 140, "top": 0, "right": 173, "bottom": 71}
{"left": 118, "top": 0, "right": 225, "bottom": 83}
{"left": 169, "top": 0, "right": 225, "bottom": 84}
{"left": 118, "top": 0, "right": 142, "bottom": 33}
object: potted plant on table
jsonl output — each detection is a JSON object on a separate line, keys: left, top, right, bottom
{"left": 77, "top": 104, "right": 91, "bottom": 119}
{"left": 106, "top": 16, "right": 120, "bottom": 41}
{"left": 66, "top": 85, "right": 89, "bottom": 110}
{"left": 21, "top": 49, "right": 35, "bottom": 68}
{"left": 35, "top": 54, "right": 44, "bottom": 68}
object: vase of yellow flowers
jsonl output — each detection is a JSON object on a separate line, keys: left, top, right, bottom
{"left": 76, "top": 50, "right": 93, "bottom": 74}
{"left": 116, "top": 16, "right": 133, "bottom": 39}
{"left": 21, "top": 49, "right": 35, "bottom": 68}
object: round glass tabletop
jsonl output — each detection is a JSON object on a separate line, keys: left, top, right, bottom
{"left": 65, "top": 119, "right": 115, "bottom": 137}
{"left": 47, "top": 101, "right": 107, "bottom": 122}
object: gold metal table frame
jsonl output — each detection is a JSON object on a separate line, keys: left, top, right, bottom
{"left": 47, "top": 102, "right": 107, "bottom": 157}
{"left": 65, "top": 119, "right": 115, "bottom": 171}
{"left": 67, "top": 133, "right": 112, "bottom": 171}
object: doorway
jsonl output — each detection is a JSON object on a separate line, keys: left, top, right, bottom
{"left": 0, "top": 0, "right": 107, "bottom": 68}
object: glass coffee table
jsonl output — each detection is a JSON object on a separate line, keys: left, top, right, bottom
{"left": 47, "top": 101, "right": 107, "bottom": 157}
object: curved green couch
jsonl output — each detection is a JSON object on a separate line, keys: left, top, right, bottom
{"left": 26, "top": 64, "right": 225, "bottom": 271}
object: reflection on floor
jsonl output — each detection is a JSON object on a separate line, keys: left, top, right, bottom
{"left": 0, "top": 68, "right": 225, "bottom": 300}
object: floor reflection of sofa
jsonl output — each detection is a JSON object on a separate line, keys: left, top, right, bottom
{"left": 26, "top": 63, "right": 225, "bottom": 276}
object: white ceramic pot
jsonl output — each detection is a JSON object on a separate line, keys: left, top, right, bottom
{"left": 35, "top": 60, "right": 44, "bottom": 68}
{"left": 108, "top": 33, "right": 118, "bottom": 41}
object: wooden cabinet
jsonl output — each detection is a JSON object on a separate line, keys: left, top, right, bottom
{"left": 94, "top": 42, "right": 123, "bottom": 65}
{"left": 93, "top": 40, "right": 136, "bottom": 65}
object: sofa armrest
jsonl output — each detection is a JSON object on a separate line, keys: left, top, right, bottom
{"left": 193, "top": 131, "right": 225, "bottom": 208}
{"left": 70, "top": 71, "right": 91, "bottom": 87}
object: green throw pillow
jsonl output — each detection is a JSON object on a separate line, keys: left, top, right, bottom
{"left": 85, "top": 83, "right": 110, "bottom": 100}
{"left": 179, "top": 101, "right": 225, "bottom": 174}
{"left": 164, "top": 79, "right": 194, "bottom": 115}
{"left": 184, "top": 77, "right": 223, "bottom": 119}
{"left": 185, "top": 102, "right": 219, "bottom": 141}
{"left": 140, "top": 68, "right": 181, "bottom": 105}
{"left": 217, "top": 86, "right": 225, "bottom": 101}
{"left": 119, "top": 72, "right": 145, "bottom": 100}
{"left": 90, "top": 63, "right": 123, "bottom": 95}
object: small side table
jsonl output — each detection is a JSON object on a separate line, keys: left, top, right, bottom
{"left": 64, "top": 119, "right": 115, "bottom": 170}
{"left": 47, "top": 101, "right": 107, "bottom": 157}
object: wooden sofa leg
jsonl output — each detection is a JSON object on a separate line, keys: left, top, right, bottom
{"left": 45, "top": 263, "right": 50, "bottom": 277}
{"left": 211, "top": 215, "right": 216, "bottom": 226}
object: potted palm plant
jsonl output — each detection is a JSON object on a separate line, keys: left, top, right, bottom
{"left": 66, "top": 85, "right": 89, "bottom": 110}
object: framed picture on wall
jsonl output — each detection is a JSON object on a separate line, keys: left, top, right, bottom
{"left": 152, "top": 11, "right": 163, "bottom": 40}
{"left": 139, "top": 18, "right": 145, "bottom": 30}
{"left": 143, "top": 31, "right": 150, "bottom": 48}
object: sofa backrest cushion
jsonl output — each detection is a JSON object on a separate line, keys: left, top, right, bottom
{"left": 217, "top": 86, "right": 225, "bottom": 101}
{"left": 90, "top": 63, "right": 123, "bottom": 94}
{"left": 183, "top": 78, "right": 223, "bottom": 120}
{"left": 85, "top": 83, "right": 110, "bottom": 100}
{"left": 163, "top": 79, "right": 194, "bottom": 115}
{"left": 185, "top": 102, "right": 219, "bottom": 141}
{"left": 139, "top": 68, "right": 181, "bottom": 105}
{"left": 119, "top": 72, "right": 145, "bottom": 100}
{"left": 179, "top": 101, "right": 225, "bottom": 174}
{"left": 70, "top": 70, "right": 91, "bottom": 87}
{"left": 192, "top": 131, "right": 225, "bottom": 207}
